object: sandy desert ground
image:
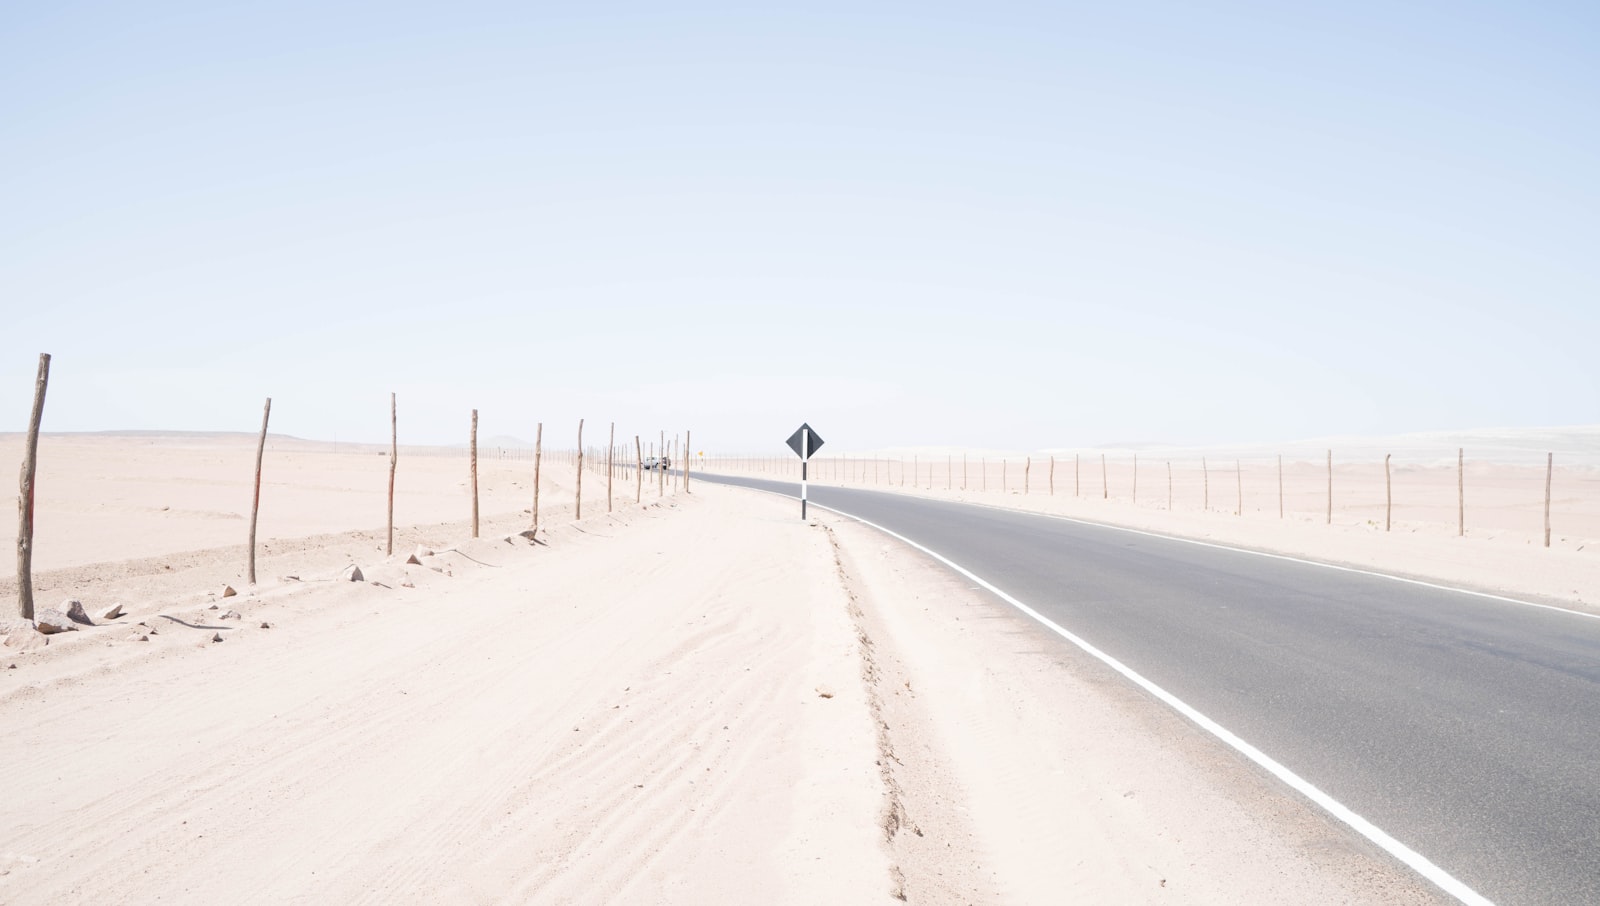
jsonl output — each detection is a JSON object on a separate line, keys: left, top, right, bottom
{"left": 0, "top": 432, "right": 1529, "bottom": 903}
{"left": 704, "top": 430, "right": 1600, "bottom": 610}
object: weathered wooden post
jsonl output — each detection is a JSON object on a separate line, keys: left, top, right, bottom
{"left": 531, "top": 422, "right": 543, "bottom": 536}
{"left": 1049, "top": 455, "right": 1055, "bottom": 495}
{"left": 387, "top": 392, "right": 397, "bottom": 556}
{"left": 1544, "top": 452, "right": 1554, "bottom": 548}
{"left": 607, "top": 422, "right": 615, "bottom": 513}
{"left": 17, "top": 353, "right": 50, "bottom": 620}
{"left": 1385, "top": 453, "right": 1392, "bottom": 532}
{"left": 247, "top": 397, "right": 271, "bottom": 584}
{"left": 470, "top": 409, "right": 480, "bottom": 538}
{"left": 1101, "top": 454, "right": 1107, "bottom": 500}
{"left": 576, "top": 419, "right": 584, "bottom": 520}
{"left": 1326, "top": 449, "right": 1333, "bottom": 525}
{"left": 685, "top": 430, "right": 691, "bottom": 493}
{"left": 1235, "top": 459, "right": 1241, "bottom": 516}
{"left": 635, "top": 436, "right": 643, "bottom": 503}
{"left": 1025, "top": 457, "right": 1031, "bottom": 495}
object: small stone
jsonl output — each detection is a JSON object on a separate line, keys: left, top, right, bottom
{"left": 400, "top": 579, "right": 415, "bottom": 589}
{"left": 346, "top": 566, "right": 364, "bottom": 583}
{"left": 220, "top": 610, "right": 242, "bottom": 621}
{"left": 132, "top": 633, "right": 149, "bottom": 642}
{"left": 221, "top": 585, "right": 237, "bottom": 598}
{"left": 405, "top": 553, "right": 422, "bottom": 565}
{"left": 4, "top": 627, "right": 47, "bottom": 651}
{"left": 211, "top": 633, "right": 225, "bottom": 643}
{"left": 259, "top": 622, "right": 272, "bottom": 629}
{"left": 63, "top": 599, "right": 93, "bottom": 625}
{"left": 207, "top": 604, "right": 219, "bottom": 610}
{"left": 33, "top": 609, "right": 78, "bottom": 635}
{"left": 101, "top": 603, "right": 125, "bottom": 620}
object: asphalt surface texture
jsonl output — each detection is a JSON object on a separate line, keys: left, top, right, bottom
{"left": 695, "top": 471, "right": 1600, "bottom": 906}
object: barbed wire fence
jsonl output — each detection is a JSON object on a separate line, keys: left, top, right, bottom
{"left": 8, "top": 352, "right": 694, "bottom": 619}
{"left": 697, "top": 447, "right": 1598, "bottom": 549}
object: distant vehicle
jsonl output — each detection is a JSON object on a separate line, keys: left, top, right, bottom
{"left": 643, "top": 456, "right": 671, "bottom": 471}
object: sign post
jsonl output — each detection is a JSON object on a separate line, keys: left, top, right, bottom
{"left": 785, "top": 422, "right": 825, "bottom": 520}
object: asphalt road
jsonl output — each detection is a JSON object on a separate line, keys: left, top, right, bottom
{"left": 696, "top": 472, "right": 1600, "bottom": 906}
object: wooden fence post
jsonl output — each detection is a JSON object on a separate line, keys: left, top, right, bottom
{"left": 1101, "top": 454, "right": 1107, "bottom": 500}
{"left": 17, "top": 353, "right": 50, "bottom": 621}
{"left": 685, "top": 430, "right": 691, "bottom": 493}
{"left": 247, "top": 397, "right": 271, "bottom": 584}
{"left": 1326, "top": 449, "right": 1333, "bottom": 525}
{"left": 1001, "top": 460, "right": 1007, "bottom": 494}
{"left": 576, "top": 419, "right": 584, "bottom": 519}
{"left": 1458, "top": 447, "right": 1465, "bottom": 537}
{"left": 660, "top": 430, "right": 666, "bottom": 497}
{"left": 1385, "top": 453, "right": 1392, "bottom": 532}
{"left": 607, "top": 422, "right": 615, "bottom": 513}
{"left": 1024, "top": 457, "right": 1030, "bottom": 495}
{"left": 470, "top": 409, "right": 480, "bottom": 538}
{"left": 1049, "top": 455, "right": 1055, "bottom": 495}
{"left": 387, "top": 393, "right": 397, "bottom": 556}
{"left": 635, "top": 436, "right": 643, "bottom": 502}
{"left": 1544, "top": 452, "right": 1553, "bottom": 548}
{"left": 531, "top": 422, "right": 543, "bottom": 536}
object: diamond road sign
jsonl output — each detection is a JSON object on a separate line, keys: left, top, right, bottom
{"left": 786, "top": 423, "right": 824, "bottom": 460}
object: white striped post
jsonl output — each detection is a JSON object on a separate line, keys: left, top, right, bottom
{"left": 801, "top": 428, "right": 810, "bottom": 520}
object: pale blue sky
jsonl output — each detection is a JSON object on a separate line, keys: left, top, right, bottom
{"left": 3, "top": 1, "right": 1595, "bottom": 451}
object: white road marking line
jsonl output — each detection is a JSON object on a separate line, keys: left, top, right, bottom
{"left": 952, "top": 499, "right": 1598, "bottom": 622}
{"left": 804, "top": 497, "right": 1496, "bottom": 906}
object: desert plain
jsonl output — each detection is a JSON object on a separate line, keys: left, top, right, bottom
{"left": 1, "top": 429, "right": 1594, "bottom": 903}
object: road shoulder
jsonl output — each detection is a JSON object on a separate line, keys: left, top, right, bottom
{"left": 824, "top": 512, "right": 1451, "bottom": 904}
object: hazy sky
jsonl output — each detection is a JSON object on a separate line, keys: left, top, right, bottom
{"left": 3, "top": 1, "right": 1595, "bottom": 452}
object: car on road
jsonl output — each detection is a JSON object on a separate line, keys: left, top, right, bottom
{"left": 642, "top": 456, "right": 671, "bottom": 471}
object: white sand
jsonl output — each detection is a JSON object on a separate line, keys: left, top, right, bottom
{"left": 0, "top": 435, "right": 1465, "bottom": 902}
{"left": 706, "top": 432, "right": 1600, "bottom": 609}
